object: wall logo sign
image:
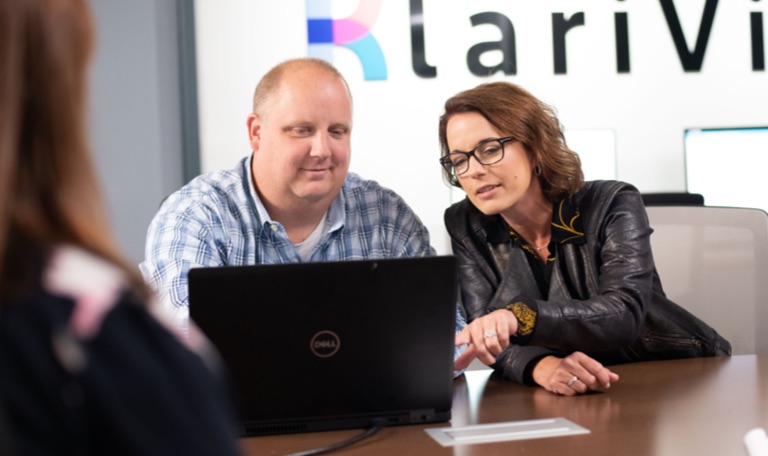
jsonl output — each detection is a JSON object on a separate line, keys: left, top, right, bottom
{"left": 306, "top": 0, "right": 388, "bottom": 80}
{"left": 306, "top": 0, "right": 765, "bottom": 80}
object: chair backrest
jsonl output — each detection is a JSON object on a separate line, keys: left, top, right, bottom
{"left": 642, "top": 192, "right": 705, "bottom": 206}
{"left": 646, "top": 205, "right": 768, "bottom": 355}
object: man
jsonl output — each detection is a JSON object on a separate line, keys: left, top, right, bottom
{"left": 140, "top": 58, "right": 464, "bottom": 352}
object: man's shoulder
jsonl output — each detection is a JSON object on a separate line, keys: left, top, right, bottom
{"left": 183, "top": 158, "right": 247, "bottom": 194}
{"left": 343, "top": 171, "right": 380, "bottom": 189}
{"left": 165, "top": 157, "right": 249, "bottom": 209}
{"left": 342, "top": 172, "right": 400, "bottom": 199}
{"left": 340, "top": 172, "right": 422, "bottom": 223}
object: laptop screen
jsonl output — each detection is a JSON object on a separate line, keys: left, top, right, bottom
{"left": 189, "top": 256, "right": 458, "bottom": 436}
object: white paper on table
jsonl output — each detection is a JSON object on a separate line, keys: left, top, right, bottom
{"left": 425, "top": 417, "right": 589, "bottom": 447}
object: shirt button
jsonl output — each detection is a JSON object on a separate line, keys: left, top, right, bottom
{"left": 270, "top": 224, "right": 278, "bottom": 232}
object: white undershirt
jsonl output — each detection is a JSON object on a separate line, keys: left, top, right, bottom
{"left": 295, "top": 212, "right": 328, "bottom": 261}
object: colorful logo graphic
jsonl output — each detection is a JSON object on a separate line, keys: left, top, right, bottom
{"left": 306, "top": 0, "right": 387, "bottom": 80}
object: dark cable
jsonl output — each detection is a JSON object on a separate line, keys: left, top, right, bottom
{"left": 284, "top": 419, "right": 386, "bottom": 456}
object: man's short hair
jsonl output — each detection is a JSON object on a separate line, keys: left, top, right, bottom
{"left": 251, "top": 58, "right": 352, "bottom": 115}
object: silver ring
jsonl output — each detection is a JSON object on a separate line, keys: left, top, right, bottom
{"left": 566, "top": 375, "right": 578, "bottom": 387}
{"left": 483, "top": 329, "right": 497, "bottom": 339}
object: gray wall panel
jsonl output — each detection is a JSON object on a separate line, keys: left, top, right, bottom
{"left": 87, "top": 0, "right": 185, "bottom": 266}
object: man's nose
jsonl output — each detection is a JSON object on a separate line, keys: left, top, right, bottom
{"left": 310, "top": 133, "right": 332, "bottom": 158}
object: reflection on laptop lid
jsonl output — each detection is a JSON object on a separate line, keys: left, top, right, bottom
{"left": 189, "top": 256, "right": 457, "bottom": 436}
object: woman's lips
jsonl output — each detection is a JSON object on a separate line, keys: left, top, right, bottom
{"left": 476, "top": 184, "right": 498, "bottom": 195}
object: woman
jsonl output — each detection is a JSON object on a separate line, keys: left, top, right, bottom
{"left": 441, "top": 82, "right": 731, "bottom": 396}
{"left": 0, "top": 0, "right": 240, "bottom": 453}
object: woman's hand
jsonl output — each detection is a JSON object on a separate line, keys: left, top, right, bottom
{"left": 532, "top": 352, "right": 620, "bottom": 396}
{"left": 454, "top": 309, "right": 518, "bottom": 371}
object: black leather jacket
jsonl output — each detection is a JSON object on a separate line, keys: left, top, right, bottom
{"left": 445, "top": 180, "right": 732, "bottom": 384}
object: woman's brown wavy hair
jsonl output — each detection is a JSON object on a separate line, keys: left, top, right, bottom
{"left": 438, "top": 82, "right": 584, "bottom": 202}
{"left": 0, "top": 0, "right": 148, "bottom": 301}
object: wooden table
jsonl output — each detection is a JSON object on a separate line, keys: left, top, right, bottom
{"left": 240, "top": 355, "right": 768, "bottom": 455}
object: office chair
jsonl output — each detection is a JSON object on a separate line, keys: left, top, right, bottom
{"left": 646, "top": 205, "right": 768, "bottom": 355}
{"left": 642, "top": 192, "right": 705, "bottom": 206}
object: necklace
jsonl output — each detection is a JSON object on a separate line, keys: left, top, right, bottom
{"left": 508, "top": 228, "right": 550, "bottom": 252}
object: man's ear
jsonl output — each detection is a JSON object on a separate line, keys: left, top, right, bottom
{"left": 247, "top": 113, "right": 261, "bottom": 151}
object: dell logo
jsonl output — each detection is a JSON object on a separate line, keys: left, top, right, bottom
{"left": 310, "top": 330, "right": 341, "bottom": 358}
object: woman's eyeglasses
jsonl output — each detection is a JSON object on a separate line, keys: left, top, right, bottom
{"left": 440, "top": 137, "right": 515, "bottom": 178}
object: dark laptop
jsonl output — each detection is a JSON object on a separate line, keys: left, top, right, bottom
{"left": 188, "top": 256, "right": 457, "bottom": 436}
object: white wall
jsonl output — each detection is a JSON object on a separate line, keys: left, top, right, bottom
{"left": 194, "top": 0, "right": 768, "bottom": 254}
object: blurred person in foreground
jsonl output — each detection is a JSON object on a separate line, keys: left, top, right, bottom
{"left": 0, "top": 0, "right": 241, "bottom": 453}
{"left": 441, "top": 82, "right": 731, "bottom": 395}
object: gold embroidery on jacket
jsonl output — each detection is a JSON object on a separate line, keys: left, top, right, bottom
{"left": 507, "top": 302, "right": 538, "bottom": 337}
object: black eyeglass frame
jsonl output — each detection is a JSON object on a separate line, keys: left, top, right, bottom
{"left": 439, "top": 136, "right": 516, "bottom": 183}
